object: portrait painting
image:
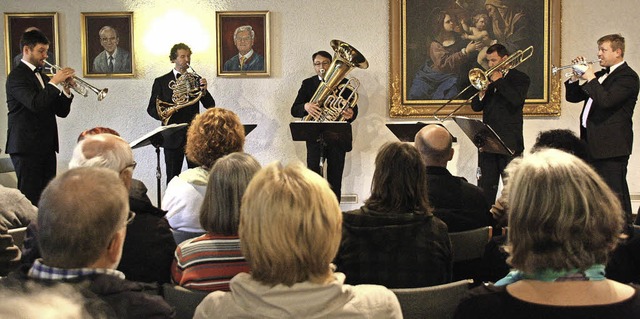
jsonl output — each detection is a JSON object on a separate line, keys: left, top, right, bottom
{"left": 4, "top": 12, "right": 58, "bottom": 76}
{"left": 216, "top": 11, "right": 270, "bottom": 77}
{"left": 389, "top": 0, "right": 561, "bottom": 118}
{"left": 81, "top": 12, "right": 134, "bottom": 77}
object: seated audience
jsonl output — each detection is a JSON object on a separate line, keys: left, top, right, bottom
{"left": 0, "top": 283, "right": 102, "bottom": 318}
{"left": 455, "top": 149, "right": 640, "bottom": 318}
{"left": 0, "top": 184, "right": 37, "bottom": 230}
{"left": 163, "top": 108, "right": 245, "bottom": 236}
{"left": 414, "top": 124, "right": 494, "bottom": 232}
{"left": 194, "top": 162, "right": 402, "bottom": 318}
{"left": 23, "top": 133, "right": 176, "bottom": 284}
{"left": 0, "top": 224, "right": 20, "bottom": 276}
{"left": 172, "top": 152, "right": 259, "bottom": 291}
{"left": 1, "top": 167, "right": 174, "bottom": 318}
{"left": 334, "top": 142, "right": 452, "bottom": 288}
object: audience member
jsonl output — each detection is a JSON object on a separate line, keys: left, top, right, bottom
{"left": 415, "top": 124, "right": 494, "bottom": 232}
{"left": 22, "top": 134, "right": 176, "bottom": 284}
{"left": 172, "top": 152, "right": 259, "bottom": 291}
{"left": 0, "top": 283, "right": 104, "bottom": 318}
{"left": 0, "top": 224, "right": 20, "bottom": 276}
{"left": 1, "top": 167, "right": 174, "bottom": 318}
{"left": 334, "top": 142, "right": 452, "bottom": 288}
{"left": 0, "top": 184, "right": 37, "bottom": 229}
{"left": 455, "top": 149, "right": 640, "bottom": 318}
{"left": 163, "top": 108, "right": 245, "bottom": 237}
{"left": 194, "top": 162, "right": 402, "bottom": 318}
{"left": 531, "top": 129, "right": 588, "bottom": 161}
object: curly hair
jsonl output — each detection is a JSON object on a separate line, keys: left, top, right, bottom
{"left": 185, "top": 108, "right": 245, "bottom": 169}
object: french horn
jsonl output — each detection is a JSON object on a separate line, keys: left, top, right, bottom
{"left": 156, "top": 64, "right": 204, "bottom": 125}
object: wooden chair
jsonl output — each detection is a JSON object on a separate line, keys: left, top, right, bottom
{"left": 7, "top": 226, "right": 27, "bottom": 249}
{"left": 448, "top": 226, "right": 492, "bottom": 262}
{"left": 391, "top": 279, "right": 473, "bottom": 319}
{"left": 162, "top": 283, "right": 210, "bottom": 319}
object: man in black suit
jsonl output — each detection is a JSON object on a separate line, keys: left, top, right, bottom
{"left": 415, "top": 124, "right": 494, "bottom": 232}
{"left": 147, "top": 43, "right": 215, "bottom": 183}
{"left": 471, "top": 43, "right": 530, "bottom": 204}
{"left": 565, "top": 34, "right": 639, "bottom": 225}
{"left": 291, "top": 50, "right": 357, "bottom": 201}
{"left": 5, "top": 29, "right": 75, "bottom": 205}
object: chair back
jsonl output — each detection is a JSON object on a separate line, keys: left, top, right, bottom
{"left": 0, "top": 157, "right": 17, "bottom": 188}
{"left": 7, "top": 226, "right": 27, "bottom": 249}
{"left": 162, "top": 283, "right": 210, "bottom": 319}
{"left": 448, "top": 226, "right": 492, "bottom": 262}
{"left": 171, "top": 229, "right": 205, "bottom": 245}
{"left": 391, "top": 279, "right": 473, "bottom": 319}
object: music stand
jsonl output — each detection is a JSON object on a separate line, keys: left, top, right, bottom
{"left": 452, "top": 116, "right": 513, "bottom": 156}
{"left": 289, "top": 121, "right": 352, "bottom": 172}
{"left": 385, "top": 122, "right": 457, "bottom": 142}
{"left": 243, "top": 124, "right": 257, "bottom": 135}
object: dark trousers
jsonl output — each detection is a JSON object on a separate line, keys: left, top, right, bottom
{"left": 478, "top": 152, "right": 515, "bottom": 204}
{"left": 163, "top": 148, "right": 197, "bottom": 184}
{"left": 590, "top": 156, "right": 632, "bottom": 225}
{"left": 10, "top": 152, "right": 57, "bottom": 206}
{"left": 306, "top": 141, "right": 346, "bottom": 202}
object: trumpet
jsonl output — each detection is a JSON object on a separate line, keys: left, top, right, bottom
{"left": 551, "top": 59, "right": 601, "bottom": 77}
{"left": 43, "top": 60, "right": 108, "bottom": 101}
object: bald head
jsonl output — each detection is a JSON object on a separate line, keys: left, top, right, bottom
{"left": 69, "top": 134, "right": 134, "bottom": 190}
{"left": 414, "top": 125, "right": 454, "bottom": 167}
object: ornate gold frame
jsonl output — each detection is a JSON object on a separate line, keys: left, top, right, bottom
{"left": 4, "top": 12, "right": 59, "bottom": 75}
{"left": 81, "top": 12, "right": 135, "bottom": 78}
{"left": 216, "top": 11, "right": 270, "bottom": 77}
{"left": 389, "top": 0, "right": 562, "bottom": 118}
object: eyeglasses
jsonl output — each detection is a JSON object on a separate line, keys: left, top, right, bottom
{"left": 314, "top": 62, "right": 331, "bottom": 67}
{"left": 126, "top": 211, "right": 136, "bottom": 225}
{"left": 100, "top": 37, "right": 117, "bottom": 42}
{"left": 235, "top": 36, "right": 253, "bottom": 43}
{"left": 120, "top": 161, "right": 137, "bottom": 174}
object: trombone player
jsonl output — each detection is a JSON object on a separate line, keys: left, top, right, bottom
{"left": 5, "top": 29, "right": 76, "bottom": 206}
{"left": 471, "top": 43, "right": 530, "bottom": 204}
{"left": 565, "top": 34, "right": 639, "bottom": 227}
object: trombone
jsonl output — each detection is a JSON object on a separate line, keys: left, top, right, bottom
{"left": 432, "top": 46, "right": 534, "bottom": 122}
{"left": 43, "top": 60, "right": 108, "bottom": 101}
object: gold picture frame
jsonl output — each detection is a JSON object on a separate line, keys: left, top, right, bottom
{"left": 81, "top": 12, "right": 134, "bottom": 77}
{"left": 389, "top": 0, "right": 561, "bottom": 118}
{"left": 216, "top": 11, "right": 270, "bottom": 77}
{"left": 4, "top": 12, "right": 59, "bottom": 75}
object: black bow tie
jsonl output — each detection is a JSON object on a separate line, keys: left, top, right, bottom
{"left": 176, "top": 73, "right": 182, "bottom": 79}
{"left": 34, "top": 66, "right": 43, "bottom": 73}
{"left": 603, "top": 67, "right": 610, "bottom": 74}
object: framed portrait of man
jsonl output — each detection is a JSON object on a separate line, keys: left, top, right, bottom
{"left": 216, "top": 11, "right": 270, "bottom": 77}
{"left": 4, "top": 12, "right": 59, "bottom": 76}
{"left": 81, "top": 12, "right": 134, "bottom": 77}
{"left": 389, "top": 0, "right": 561, "bottom": 118}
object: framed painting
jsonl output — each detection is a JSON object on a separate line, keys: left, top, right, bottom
{"left": 216, "top": 11, "right": 270, "bottom": 77}
{"left": 4, "top": 12, "right": 58, "bottom": 75}
{"left": 81, "top": 12, "right": 134, "bottom": 77}
{"left": 389, "top": 0, "right": 561, "bottom": 118}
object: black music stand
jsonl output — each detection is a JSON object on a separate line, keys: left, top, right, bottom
{"left": 243, "top": 124, "right": 257, "bottom": 135}
{"left": 130, "top": 123, "right": 189, "bottom": 209}
{"left": 385, "top": 122, "right": 457, "bottom": 142}
{"left": 289, "top": 121, "right": 352, "bottom": 172}
{"left": 452, "top": 116, "right": 513, "bottom": 156}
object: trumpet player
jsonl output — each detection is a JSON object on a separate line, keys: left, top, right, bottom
{"left": 471, "top": 43, "right": 530, "bottom": 204}
{"left": 147, "top": 43, "right": 215, "bottom": 184}
{"left": 291, "top": 50, "right": 358, "bottom": 201}
{"left": 565, "top": 34, "right": 639, "bottom": 227}
{"left": 5, "top": 29, "right": 76, "bottom": 206}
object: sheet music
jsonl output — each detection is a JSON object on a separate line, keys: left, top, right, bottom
{"left": 129, "top": 123, "right": 188, "bottom": 149}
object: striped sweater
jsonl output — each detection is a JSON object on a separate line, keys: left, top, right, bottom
{"left": 171, "top": 233, "right": 250, "bottom": 291}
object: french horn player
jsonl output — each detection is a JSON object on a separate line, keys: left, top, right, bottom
{"left": 291, "top": 41, "right": 368, "bottom": 201}
{"left": 147, "top": 43, "right": 216, "bottom": 183}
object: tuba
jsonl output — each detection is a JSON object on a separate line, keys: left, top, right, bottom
{"left": 156, "top": 64, "right": 205, "bottom": 125}
{"left": 302, "top": 40, "right": 368, "bottom": 122}
{"left": 432, "top": 46, "right": 534, "bottom": 121}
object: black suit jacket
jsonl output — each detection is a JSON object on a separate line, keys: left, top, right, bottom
{"left": 471, "top": 68, "right": 530, "bottom": 155}
{"left": 291, "top": 75, "right": 359, "bottom": 151}
{"left": 5, "top": 62, "right": 72, "bottom": 154}
{"left": 146, "top": 71, "right": 215, "bottom": 149}
{"left": 565, "top": 62, "right": 639, "bottom": 159}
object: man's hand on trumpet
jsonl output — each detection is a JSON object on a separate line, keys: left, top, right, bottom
{"left": 570, "top": 56, "right": 596, "bottom": 82}
{"left": 50, "top": 67, "right": 76, "bottom": 94}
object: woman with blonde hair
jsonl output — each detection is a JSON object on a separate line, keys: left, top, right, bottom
{"left": 163, "top": 108, "right": 245, "bottom": 240}
{"left": 171, "top": 152, "right": 259, "bottom": 291}
{"left": 455, "top": 149, "right": 640, "bottom": 318}
{"left": 194, "top": 162, "right": 402, "bottom": 318}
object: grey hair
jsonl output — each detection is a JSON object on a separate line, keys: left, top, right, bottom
{"left": 98, "top": 25, "right": 118, "bottom": 38}
{"left": 234, "top": 25, "right": 255, "bottom": 39}
{"left": 199, "top": 152, "right": 261, "bottom": 235}
{"left": 38, "top": 167, "right": 129, "bottom": 268}
{"left": 69, "top": 134, "right": 133, "bottom": 173}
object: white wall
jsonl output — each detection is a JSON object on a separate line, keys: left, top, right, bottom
{"left": 1, "top": 0, "right": 639, "bottom": 212}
